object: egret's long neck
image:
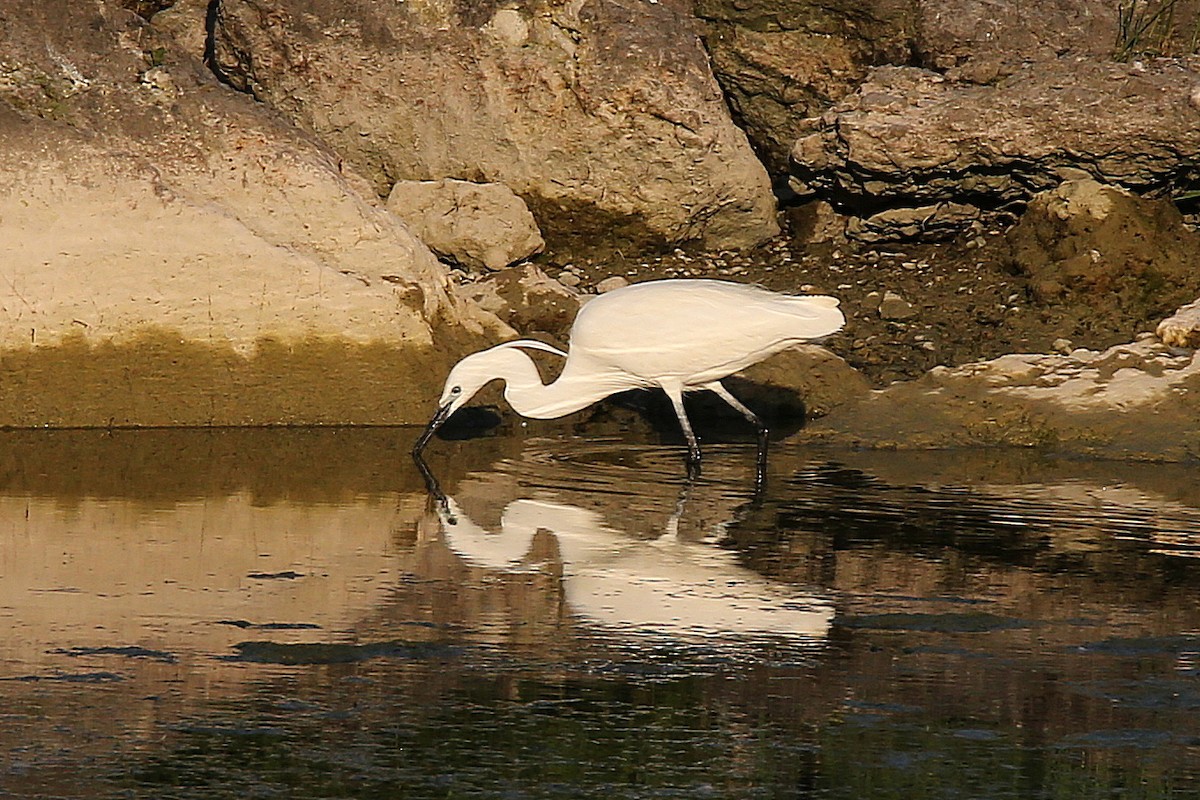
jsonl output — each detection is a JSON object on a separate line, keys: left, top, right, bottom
{"left": 497, "top": 351, "right": 623, "bottom": 420}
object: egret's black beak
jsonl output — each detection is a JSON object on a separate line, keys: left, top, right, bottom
{"left": 412, "top": 401, "right": 454, "bottom": 456}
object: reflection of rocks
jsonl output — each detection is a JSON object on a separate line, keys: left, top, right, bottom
{"left": 211, "top": 0, "right": 779, "bottom": 253}
{"left": 387, "top": 179, "right": 545, "bottom": 272}
{"left": 789, "top": 60, "right": 1200, "bottom": 240}
{"left": 0, "top": 492, "right": 418, "bottom": 672}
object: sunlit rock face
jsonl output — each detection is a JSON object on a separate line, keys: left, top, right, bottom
{"left": 803, "top": 330, "right": 1200, "bottom": 460}
{"left": 1157, "top": 299, "right": 1200, "bottom": 349}
{"left": 788, "top": 59, "right": 1200, "bottom": 242}
{"left": 0, "top": 0, "right": 510, "bottom": 427}
{"left": 209, "top": 0, "right": 780, "bottom": 254}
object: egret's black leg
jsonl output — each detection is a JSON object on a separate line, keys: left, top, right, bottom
{"left": 664, "top": 386, "right": 702, "bottom": 477}
{"left": 706, "top": 381, "right": 769, "bottom": 487}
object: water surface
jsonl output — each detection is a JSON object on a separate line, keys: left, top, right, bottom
{"left": 1, "top": 429, "right": 1199, "bottom": 798}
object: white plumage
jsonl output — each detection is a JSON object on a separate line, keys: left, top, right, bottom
{"left": 414, "top": 279, "right": 845, "bottom": 474}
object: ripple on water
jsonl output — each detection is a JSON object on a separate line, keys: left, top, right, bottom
{"left": 3, "top": 432, "right": 1200, "bottom": 799}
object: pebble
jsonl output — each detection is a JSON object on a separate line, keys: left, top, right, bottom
{"left": 557, "top": 272, "right": 581, "bottom": 288}
{"left": 595, "top": 276, "right": 630, "bottom": 293}
{"left": 1053, "top": 338, "right": 1074, "bottom": 354}
{"left": 879, "top": 290, "right": 917, "bottom": 320}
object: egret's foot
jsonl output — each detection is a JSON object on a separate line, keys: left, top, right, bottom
{"left": 685, "top": 450, "right": 703, "bottom": 480}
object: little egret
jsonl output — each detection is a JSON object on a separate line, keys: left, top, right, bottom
{"left": 412, "top": 278, "right": 844, "bottom": 474}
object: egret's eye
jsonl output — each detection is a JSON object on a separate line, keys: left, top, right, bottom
{"left": 450, "top": 386, "right": 462, "bottom": 396}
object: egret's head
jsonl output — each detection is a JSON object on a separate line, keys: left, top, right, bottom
{"left": 412, "top": 341, "right": 566, "bottom": 457}
{"left": 437, "top": 350, "right": 506, "bottom": 418}
{"left": 412, "top": 353, "right": 497, "bottom": 457}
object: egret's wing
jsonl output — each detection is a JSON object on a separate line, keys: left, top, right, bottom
{"left": 568, "top": 280, "right": 844, "bottom": 382}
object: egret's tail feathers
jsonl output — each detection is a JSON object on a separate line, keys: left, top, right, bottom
{"left": 802, "top": 295, "right": 841, "bottom": 309}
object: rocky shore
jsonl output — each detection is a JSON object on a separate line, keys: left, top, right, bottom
{"left": 2, "top": 0, "right": 1199, "bottom": 460}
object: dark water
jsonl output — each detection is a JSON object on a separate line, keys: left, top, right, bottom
{"left": 1, "top": 429, "right": 1199, "bottom": 798}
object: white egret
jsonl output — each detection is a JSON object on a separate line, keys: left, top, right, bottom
{"left": 413, "top": 278, "right": 844, "bottom": 473}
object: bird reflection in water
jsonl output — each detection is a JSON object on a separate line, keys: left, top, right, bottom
{"left": 412, "top": 452, "right": 833, "bottom": 646}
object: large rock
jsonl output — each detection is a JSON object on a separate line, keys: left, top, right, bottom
{"left": 0, "top": 0, "right": 508, "bottom": 428}
{"left": 915, "top": 0, "right": 1118, "bottom": 82}
{"left": 387, "top": 180, "right": 545, "bottom": 272}
{"left": 694, "top": 0, "right": 1123, "bottom": 180}
{"left": 1006, "top": 179, "right": 1200, "bottom": 321}
{"left": 739, "top": 346, "right": 870, "bottom": 418}
{"left": 802, "top": 335, "right": 1200, "bottom": 460}
{"left": 210, "top": 0, "right": 780, "bottom": 254}
{"left": 455, "top": 265, "right": 586, "bottom": 345}
{"left": 693, "top": 0, "right": 917, "bottom": 175}
{"left": 789, "top": 59, "right": 1200, "bottom": 240}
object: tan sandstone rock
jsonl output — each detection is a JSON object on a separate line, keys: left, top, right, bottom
{"left": 387, "top": 180, "right": 545, "bottom": 272}
{"left": 802, "top": 336, "right": 1200, "bottom": 460}
{"left": 1157, "top": 299, "right": 1200, "bottom": 350}
{"left": 210, "top": 0, "right": 779, "bottom": 254}
{"left": 0, "top": 0, "right": 509, "bottom": 428}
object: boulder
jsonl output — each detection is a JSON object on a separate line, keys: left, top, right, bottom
{"left": 739, "top": 346, "right": 870, "bottom": 419}
{"left": 694, "top": 0, "right": 1124, "bottom": 179}
{"left": 210, "top": 0, "right": 779, "bottom": 254}
{"left": 387, "top": 180, "right": 545, "bottom": 272}
{"left": 455, "top": 265, "right": 586, "bottom": 345}
{"left": 786, "top": 200, "right": 848, "bottom": 245}
{"left": 1006, "top": 180, "right": 1200, "bottom": 321}
{"left": 0, "top": 0, "right": 508, "bottom": 428}
{"left": 916, "top": 0, "right": 1118, "bottom": 83}
{"left": 693, "top": 0, "right": 917, "bottom": 175}
{"left": 789, "top": 59, "right": 1200, "bottom": 241}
